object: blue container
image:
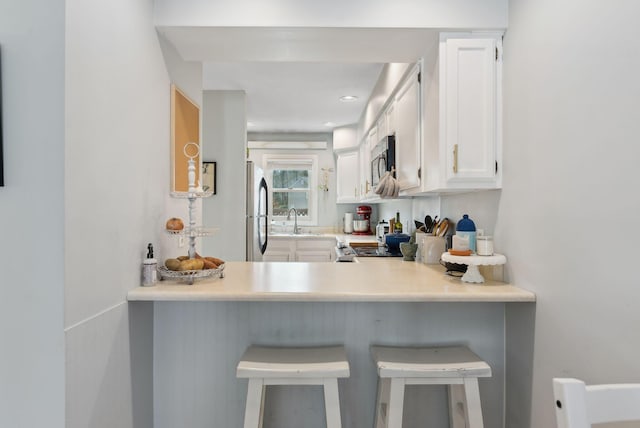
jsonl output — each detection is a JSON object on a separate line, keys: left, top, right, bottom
{"left": 385, "top": 233, "right": 410, "bottom": 253}
{"left": 456, "top": 214, "right": 477, "bottom": 253}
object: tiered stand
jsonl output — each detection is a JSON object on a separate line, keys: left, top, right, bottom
{"left": 157, "top": 142, "right": 224, "bottom": 284}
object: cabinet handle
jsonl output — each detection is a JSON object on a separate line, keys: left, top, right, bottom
{"left": 453, "top": 144, "right": 459, "bottom": 173}
{"left": 366, "top": 180, "right": 370, "bottom": 194}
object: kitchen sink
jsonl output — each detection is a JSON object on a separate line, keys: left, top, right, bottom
{"left": 270, "top": 232, "right": 328, "bottom": 237}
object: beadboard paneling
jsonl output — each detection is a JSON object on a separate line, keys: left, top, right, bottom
{"left": 154, "top": 302, "right": 505, "bottom": 428}
{"left": 66, "top": 303, "right": 153, "bottom": 428}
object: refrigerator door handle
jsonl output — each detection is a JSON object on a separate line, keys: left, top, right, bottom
{"left": 258, "top": 177, "right": 268, "bottom": 255}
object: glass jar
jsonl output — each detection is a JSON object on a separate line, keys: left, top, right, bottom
{"left": 476, "top": 236, "right": 494, "bottom": 256}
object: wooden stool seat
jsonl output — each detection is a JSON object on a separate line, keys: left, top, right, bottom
{"left": 237, "top": 345, "right": 350, "bottom": 428}
{"left": 371, "top": 345, "right": 491, "bottom": 428}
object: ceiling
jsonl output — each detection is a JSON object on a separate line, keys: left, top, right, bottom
{"left": 158, "top": 27, "right": 439, "bottom": 133}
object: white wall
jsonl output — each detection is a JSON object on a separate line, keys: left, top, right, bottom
{"left": 154, "top": 0, "right": 508, "bottom": 29}
{"left": 157, "top": 31, "right": 205, "bottom": 257}
{"left": 449, "top": 1, "right": 640, "bottom": 427}
{"left": 64, "top": 0, "right": 171, "bottom": 426}
{"left": 202, "top": 90, "right": 247, "bottom": 261}
{"left": 357, "top": 63, "right": 413, "bottom": 142}
{"left": 0, "top": 1, "right": 65, "bottom": 426}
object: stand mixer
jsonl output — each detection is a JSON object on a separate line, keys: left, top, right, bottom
{"left": 352, "top": 205, "right": 373, "bottom": 235}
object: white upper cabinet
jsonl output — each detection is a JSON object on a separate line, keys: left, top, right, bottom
{"left": 361, "top": 130, "right": 374, "bottom": 198}
{"left": 332, "top": 125, "right": 359, "bottom": 151}
{"left": 438, "top": 32, "right": 502, "bottom": 189}
{"left": 337, "top": 31, "right": 503, "bottom": 202}
{"left": 385, "top": 102, "right": 396, "bottom": 138}
{"left": 395, "top": 65, "right": 422, "bottom": 191}
{"left": 335, "top": 149, "right": 359, "bottom": 203}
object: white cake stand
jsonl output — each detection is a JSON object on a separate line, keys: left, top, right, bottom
{"left": 440, "top": 253, "right": 506, "bottom": 283}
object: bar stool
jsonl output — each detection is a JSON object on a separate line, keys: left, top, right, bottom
{"left": 236, "top": 345, "right": 350, "bottom": 428}
{"left": 370, "top": 345, "right": 492, "bottom": 428}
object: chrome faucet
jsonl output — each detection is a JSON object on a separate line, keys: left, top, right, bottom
{"left": 286, "top": 208, "right": 300, "bottom": 234}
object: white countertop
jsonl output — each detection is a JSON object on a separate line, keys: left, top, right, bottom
{"left": 127, "top": 260, "right": 535, "bottom": 303}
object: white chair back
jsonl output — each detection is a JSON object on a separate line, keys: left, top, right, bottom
{"left": 553, "top": 378, "right": 640, "bottom": 428}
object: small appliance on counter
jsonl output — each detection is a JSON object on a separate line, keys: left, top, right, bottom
{"left": 376, "top": 220, "right": 389, "bottom": 245}
{"left": 352, "top": 205, "right": 373, "bottom": 235}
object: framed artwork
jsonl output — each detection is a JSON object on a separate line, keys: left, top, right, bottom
{"left": 170, "top": 84, "right": 200, "bottom": 192}
{"left": 202, "top": 161, "right": 216, "bottom": 194}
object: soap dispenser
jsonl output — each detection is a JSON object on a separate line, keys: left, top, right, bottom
{"left": 142, "top": 243, "right": 158, "bottom": 286}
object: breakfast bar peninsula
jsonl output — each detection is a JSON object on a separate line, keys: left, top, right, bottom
{"left": 127, "top": 260, "right": 535, "bottom": 428}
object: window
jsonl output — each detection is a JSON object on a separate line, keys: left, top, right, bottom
{"left": 264, "top": 154, "right": 318, "bottom": 225}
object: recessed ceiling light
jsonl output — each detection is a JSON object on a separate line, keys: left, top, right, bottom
{"left": 324, "top": 122, "right": 336, "bottom": 127}
{"left": 339, "top": 95, "right": 358, "bottom": 102}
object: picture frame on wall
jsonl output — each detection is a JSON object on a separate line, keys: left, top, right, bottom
{"left": 202, "top": 161, "right": 216, "bottom": 194}
{"left": 170, "top": 84, "right": 199, "bottom": 193}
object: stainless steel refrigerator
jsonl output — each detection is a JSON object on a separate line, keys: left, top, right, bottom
{"left": 246, "top": 161, "right": 269, "bottom": 261}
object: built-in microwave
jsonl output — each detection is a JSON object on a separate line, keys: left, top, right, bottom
{"left": 371, "top": 135, "right": 396, "bottom": 189}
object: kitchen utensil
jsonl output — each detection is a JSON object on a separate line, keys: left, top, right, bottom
{"left": 385, "top": 233, "right": 410, "bottom": 253}
{"left": 424, "top": 215, "right": 433, "bottom": 233}
{"left": 434, "top": 218, "right": 449, "bottom": 236}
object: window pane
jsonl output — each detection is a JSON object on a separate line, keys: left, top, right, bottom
{"left": 273, "top": 191, "right": 309, "bottom": 217}
{"left": 273, "top": 169, "right": 309, "bottom": 189}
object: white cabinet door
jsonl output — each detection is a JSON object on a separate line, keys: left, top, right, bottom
{"left": 361, "top": 130, "right": 375, "bottom": 198}
{"left": 395, "top": 67, "right": 421, "bottom": 190}
{"left": 385, "top": 102, "right": 396, "bottom": 137}
{"left": 263, "top": 239, "right": 294, "bottom": 262}
{"left": 296, "top": 238, "right": 336, "bottom": 262}
{"left": 336, "top": 150, "right": 359, "bottom": 203}
{"left": 440, "top": 35, "right": 501, "bottom": 186}
{"left": 376, "top": 116, "right": 386, "bottom": 143}
{"left": 263, "top": 252, "right": 292, "bottom": 262}
{"left": 295, "top": 251, "right": 332, "bottom": 262}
